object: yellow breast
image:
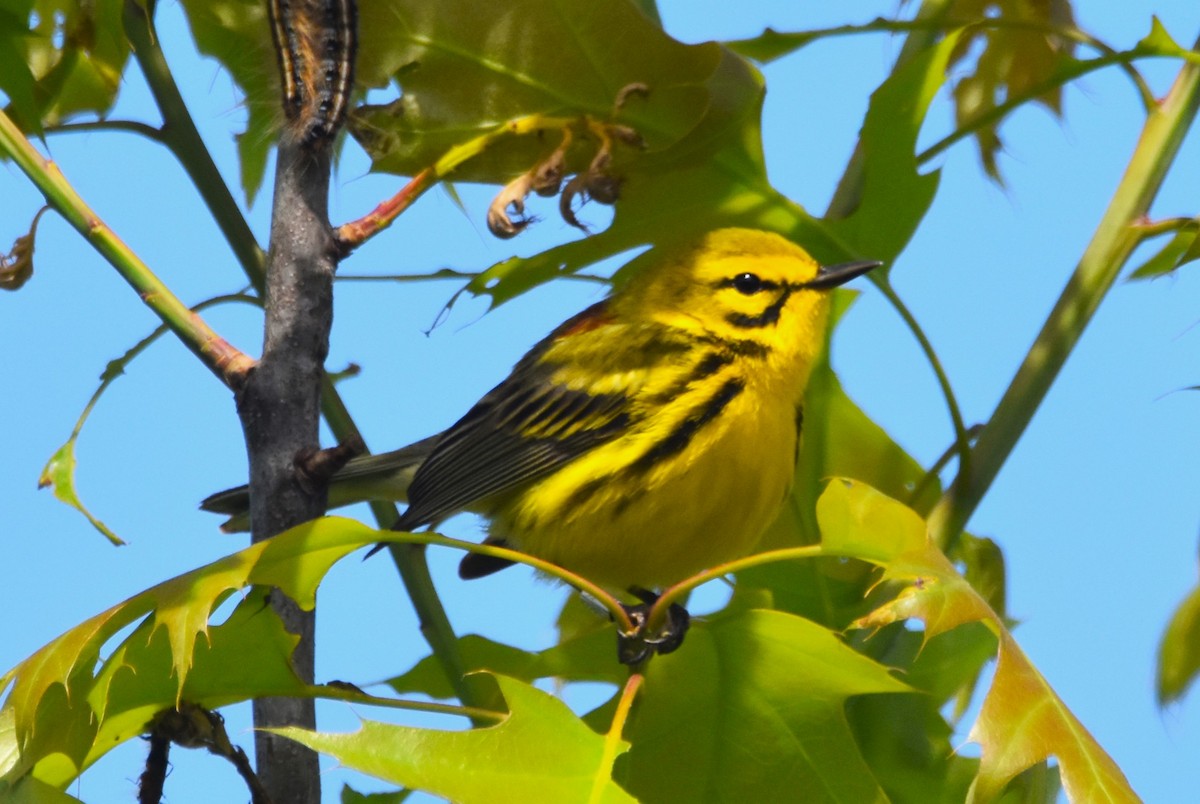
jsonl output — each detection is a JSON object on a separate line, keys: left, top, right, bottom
{"left": 492, "top": 378, "right": 799, "bottom": 589}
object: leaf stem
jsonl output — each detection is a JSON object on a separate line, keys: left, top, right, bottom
{"left": 43, "top": 119, "right": 165, "bottom": 142}
{"left": 928, "top": 33, "right": 1200, "bottom": 546}
{"left": 650, "top": 546, "right": 824, "bottom": 631}
{"left": 871, "top": 274, "right": 970, "bottom": 511}
{"left": 592, "top": 673, "right": 643, "bottom": 804}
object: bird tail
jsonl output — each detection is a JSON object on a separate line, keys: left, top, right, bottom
{"left": 199, "top": 434, "right": 441, "bottom": 532}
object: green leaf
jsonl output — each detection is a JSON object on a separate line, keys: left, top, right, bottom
{"left": 724, "top": 27, "right": 821, "bottom": 64}
{"left": 387, "top": 629, "right": 623, "bottom": 701}
{"left": 3, "top": 0, "right": 131, "bottom": 132}
{"left": 0, "top": 774, "right": 84, "bottom": 803}
{"left": 1138, "top": 15, "right": 1188, "bottom": 54}
{"left": 944, "top": 1, "right": 1077, "bottom": 181}
{"left": 614, "top": 608, "right": 908, "bottom": 803}
{"left": 353, "top": 0, "right": 848, "bottom": 308}
{"left": 0, "top": 517, "right": 380, "bottom": 786}
{"left": 36, "top": 441, "right": 124, "bottom": 546}
{"left": 353, "top": 0, "right": 719, "bottom": 177}
{"left": 1157, "top": 582, "right": 1200, "bottom": 704}
{"left": 1128, "top": 226, "right": 1199, "bottom": 281}
{"left": 724, "top": 18, "right": 922, "bottom": 66}
{"left": 274, "top": 674, "right": 636, "bottom": 804}
{"left": 0, "top": 9, "right": 41, "bottom": 136}
{"left": 848, "top": 686, "right": 979, "bottom": 804}
{"left": 816, "top": 480, "right": 1137, "bottom": 803}
{"left": 825, "top": 31, "right": 956, "bottom": 263}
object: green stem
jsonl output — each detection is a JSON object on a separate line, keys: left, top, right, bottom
{"left": 872, "top": 275, "right": 970, "bottom": 511}
{"left": 928, "top": 34, "right": 1200, "bottom": 547}
{"left": 44, "top": 119, "right": 165, "bottom": 142}
{"left": 123, "top": 0, "right": 266, "bottom": 290}
{"left": 0, "top": 108, "right": 254, "bottom": 385}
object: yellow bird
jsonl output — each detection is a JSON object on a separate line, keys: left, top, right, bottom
{"left": 203, "top": 229, "right": 878, "bottom": 660}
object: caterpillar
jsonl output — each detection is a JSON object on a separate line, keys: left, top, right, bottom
{"left": 268, "top": 0, "right": 357, "bottom": 146}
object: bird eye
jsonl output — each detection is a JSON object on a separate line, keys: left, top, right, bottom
{"left": 731, "top": 272, "right": 763, "bottom": 294}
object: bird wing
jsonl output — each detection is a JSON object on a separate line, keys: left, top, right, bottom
{"left": 395, "top": 300, "right": 677, "bottom": 530}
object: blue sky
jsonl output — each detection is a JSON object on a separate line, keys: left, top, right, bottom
{"left": 3, "top": 1, "right": 1200, "bottom": 801}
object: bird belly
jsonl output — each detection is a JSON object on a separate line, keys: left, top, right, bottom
{"left": 492, "top": 392, "right": 797, "bottom": 589}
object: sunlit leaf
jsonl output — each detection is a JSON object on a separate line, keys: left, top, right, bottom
{"left": 825, "top": 32, "right": 955, "bottom": 263}
{"left": 1139, "top": 15, "right": 1188, "bottom": 54}
{"left": 36, "top": 441, "right": 124, "bottom": 546}
{"left": 275, "top": 674, "right": 635, "bottom": 804}
{"left": 351, "top": 0, "right": 849, "bottom": 308}
{"left": 1128, "top": 226, "right": 1199, "bottom": 281}
{"left": 353, "top": 0, "right": 718, "bottom": 178}
{"left": 0, "top": 517, "right": 380, "bottom": 786}
{"left": 1157, "top": 581, "right": 1200, "bottom": 704}
{"left": 817, "top": 479, "right": 1136, "bottom": 803}
{"left": 0, "top": 774, "right": 84, "bottom": 803}
{"left": 387, "top": 630, "right": 622, "bottom": 701}
{"left": 612, "top": 608, "right": 908, "bottom": 802}
{"left": 2, "top": 0, "right": 130, "bottom": 132}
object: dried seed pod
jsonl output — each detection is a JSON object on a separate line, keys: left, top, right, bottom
{"left": 611, "top": 124, "right": 646, "bottom": 149}
{"left": 531, "top": 148, "right": 566, "bottom": 197}
{"left": 586, "top": 172, "right": 621, "bottom": 205}
{"left": 583, "top": 144, "right": 619, "bottom": 205}
{"left": 614, "top": 82, "right": 650, "bottom": 110}
{"left": 559, "top": 174, "right": 590, "bottom": 232}
{"left": 488, "top": 173, "right": 536, "bottom": 239}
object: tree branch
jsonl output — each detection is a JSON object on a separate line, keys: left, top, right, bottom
{"left": 234, "top": 0, "right": 359, "bottom": 798}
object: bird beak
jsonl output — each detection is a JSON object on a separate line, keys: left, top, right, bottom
{"left": 806, "top": 259, "right": 883, "bottom": 290}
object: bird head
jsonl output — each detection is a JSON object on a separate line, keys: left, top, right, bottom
{"left": 616, "top": 229, "right": 880, "bottom": 370}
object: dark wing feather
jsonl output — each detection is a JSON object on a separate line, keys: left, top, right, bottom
{"left": 395, "top": 301, "right": 633, "bottom": 531}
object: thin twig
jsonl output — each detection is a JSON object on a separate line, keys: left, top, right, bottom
{"left": 0, "top": 108, "right": 255, "bottom": 387}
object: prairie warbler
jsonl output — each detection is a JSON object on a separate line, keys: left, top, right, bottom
{"left": 203, "top": 229, "right": 877, "bottom": 657}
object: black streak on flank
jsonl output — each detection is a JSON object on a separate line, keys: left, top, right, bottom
{"left": 727, "top": 288, "right": 793, "bottom": 329}
{"left": 632, "top": 378, "right": 745, "bottom": 474}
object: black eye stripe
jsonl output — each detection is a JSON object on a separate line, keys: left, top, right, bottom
{"left": 718, "top": 273, "right": 780, "bottom": 295}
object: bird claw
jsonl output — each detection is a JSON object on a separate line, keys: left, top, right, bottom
{"left": 615, "top": 598, "right": 690, "bottom": 666}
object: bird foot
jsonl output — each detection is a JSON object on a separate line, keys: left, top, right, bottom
{"left": 616, "top": 595, "right": 690, "bottom": 666}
